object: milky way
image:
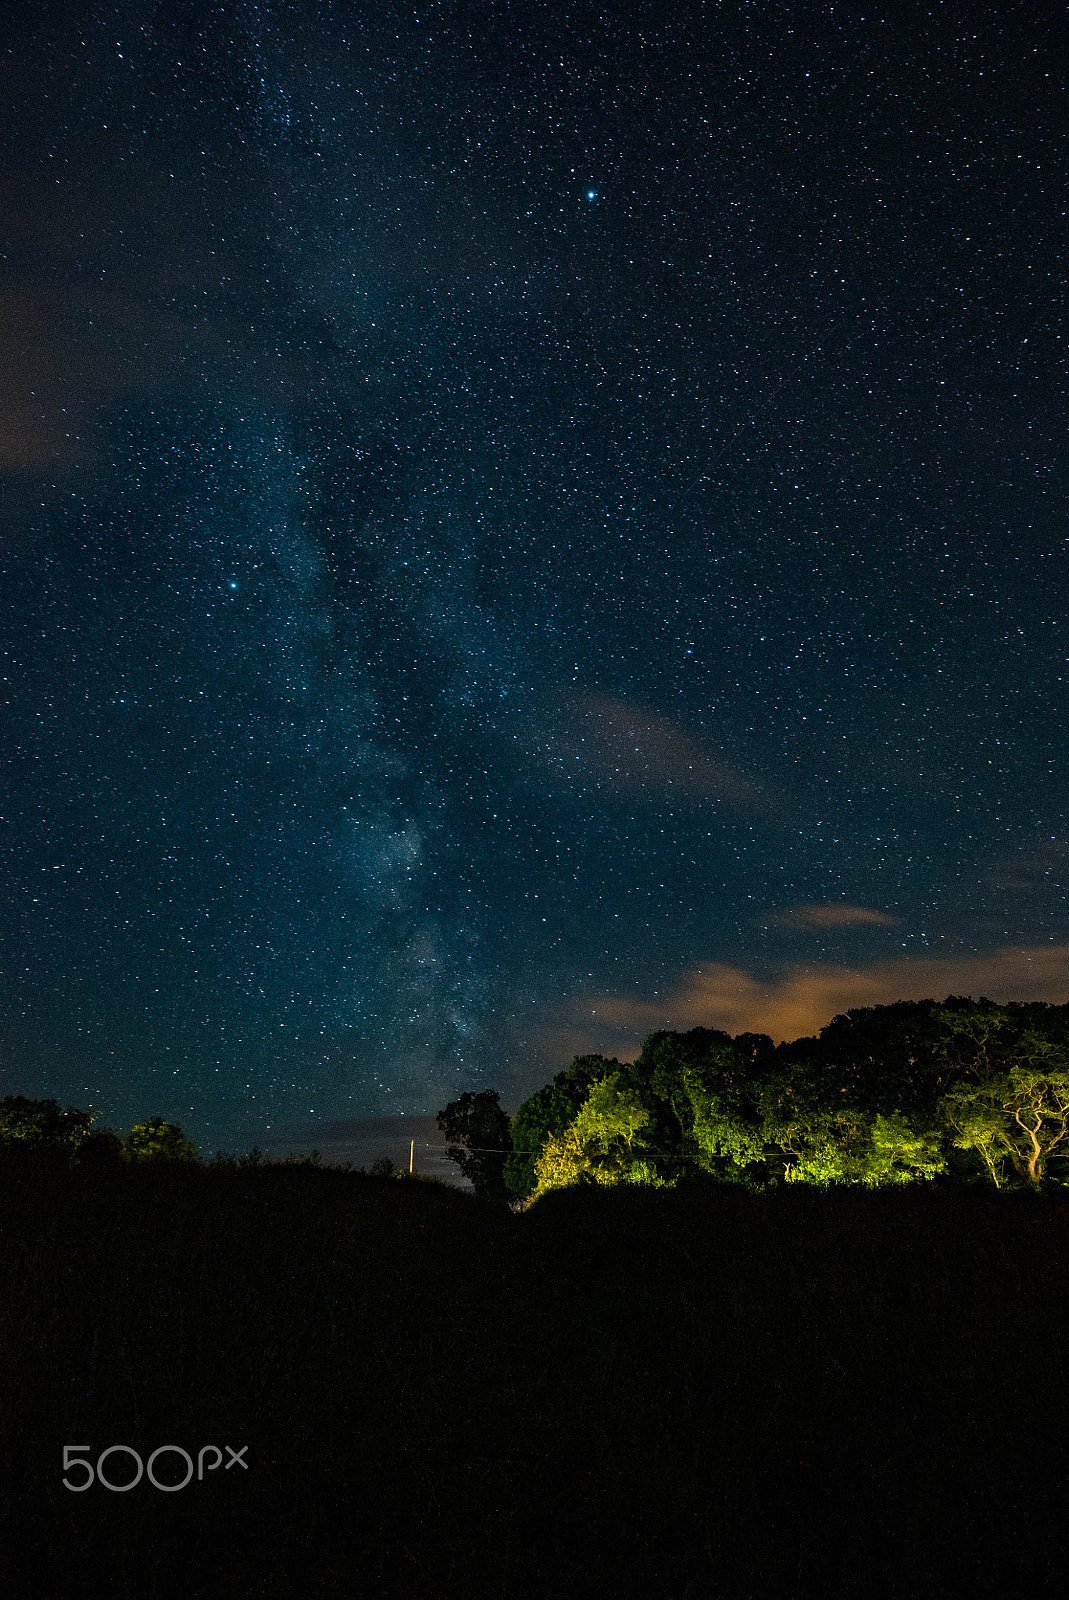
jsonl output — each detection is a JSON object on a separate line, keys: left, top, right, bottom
{"left": 1, "top": 2, "right": 1064, "bottom": 1150}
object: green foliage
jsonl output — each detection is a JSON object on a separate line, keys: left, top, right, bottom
{"left": 436, "top": 1089, "right": 513, "bottom": 1203}
{"left": 743, "top": 1065, "right": 945, "bottom": 1189}
{"left": 530, "top": 1072, "right": 663, "bottom": 1196}
{"left": 0, "top": 1095, "right": 95, "bottom": 1149}
{"left": 526, "top": 1034, "right": 765, "bottom": 1199}
{"left": 633, "top": 1027, "right": 777, "bottom": 1184}
{"left": 503, "top": 1055, "right": 617, "bottom": 1197}
{"left": 575, "top": 1073, "right": 651, "bottom": 1152}
{"left": 523, "top": 999, "right": 1069, "bottom": 1201}
{"left": 860, "top": 1113, "right": 947, "bottom": 1186}
{"left": 934, "top": 1017, "right": 1069, "bottom": 1187}
{"left": 529, "top": 1126, "right": 588, "bottom": 1192}
{"left": 682, "top": 1063, "right": 769, "bottom": 1179}
{"left": 0, "top": 1095, "right": 121, "bottom": 1161}
{"left": 122, "top": 1116, "right": 199, "bottom": 1164}
{"left": 775, "top": 1109, "right": 945, "bottom": 1188}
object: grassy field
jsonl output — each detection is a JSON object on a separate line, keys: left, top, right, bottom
{"left": 2, "top": 1150, "right": 1068, "bottom": 1599}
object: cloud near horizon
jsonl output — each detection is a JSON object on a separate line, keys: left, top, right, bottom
{"left": 563, "top": 943, "right": 1069, "bottom": 1051}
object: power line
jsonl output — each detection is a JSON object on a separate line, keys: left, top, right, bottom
{"left": 419, "top": 1142, "right": 754, "bottom": 1162}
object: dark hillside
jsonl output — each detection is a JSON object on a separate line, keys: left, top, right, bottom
{"left": 2, "top": 1151, "right": 1068, "bottom": 1599}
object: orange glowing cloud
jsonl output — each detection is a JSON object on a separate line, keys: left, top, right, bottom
{"left": 553, "top": 691, "right": 775, "bottom": 814}
{"left": 565, "top": 943, "right": 1069, "bottom": 1050}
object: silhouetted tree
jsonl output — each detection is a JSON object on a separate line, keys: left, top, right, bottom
{"left": 76, "top": 1127, "right": 123, "bottom": 1163}
{"left": 436, "top": 1090, "right": 513, "bottom": 1203}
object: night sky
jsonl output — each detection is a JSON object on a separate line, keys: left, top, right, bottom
{"left": 1, "top": 1, "right": 1065, "bottom": 1154}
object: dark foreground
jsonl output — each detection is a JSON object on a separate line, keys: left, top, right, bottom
{"left": 2, "top": 1153, "right": 1067, "bottom": 1600}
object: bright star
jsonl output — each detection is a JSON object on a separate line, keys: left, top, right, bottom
{"left": 586, "top": 190, "right": 596, "bottom": 200}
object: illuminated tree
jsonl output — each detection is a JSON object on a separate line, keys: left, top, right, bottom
{"left": 858, "top": 1113, "right": 946, "bottom": 1185}
{"left": 639, "top": 1027, "right": 776, "bottom": 1184}
{"left": 575, "top": 1074, "right": 650, "bottom": 1153}
{"left": 937, "top": 1031, "right": 1069, "bottom": 1188}
{"left": 767, "top": 1106, "right": 944, "bottom": 1187}
{"left": 530, "top": 1074, "right": 680, "bottom": 1197}
{"left": 684, "top": 1068, "right": 767, "bottom": 1180}
{"left": 122, "top": 1116, "right": 199, "bottom": 1163}
{"left": 531, "top": 1125, "right": 589, "bottom": 1192}
{"left": 0, "top": 1095, "right": 120, "bottom": 1159}
{"left": 503, "top": 1055, "right": 617, "bottom": 1198}
{"left": 520, "top": 1001, "right": 1069, "bottom": 1200}
{"left": 0, "top": 1095, "right": 94, "bottom": 1148}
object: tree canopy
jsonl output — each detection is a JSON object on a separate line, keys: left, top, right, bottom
{"left": 496, "top": 996, "right": 1069, "bottom": 1203}
{"left": 931, "top": 1008, "right": 1069, "bottom": 1187}
{"left": 436, "top": 1089, "right": 514, "bottom": 1203}
{"left": 0, "top": 1096, "right": 96, "bottom": 1148}
{"left": 0, "top": 1098, "right": 196, "bottom": 1164}
{"left": 502, "top": 1055, "right": 618, "bottom": 1197}
{"left": 122, "top": 1116, "right": 199, "bottom": 1163}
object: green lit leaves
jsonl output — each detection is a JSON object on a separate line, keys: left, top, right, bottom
{"left": 532, "top": 1072, "right": 666, "bottom": 1196}
{"left": 937, "top": 1032, "right": 1069, "bottom": 1188}
{"left": 123, "top": 1117, "right": 199, "bottom": 1164}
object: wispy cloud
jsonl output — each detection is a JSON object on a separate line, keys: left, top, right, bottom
{"left": 985, "top": 839, "right": 1069, "bottom": 895}
{"left": 564, "top": 943, "right": 1069, "bottom": 1050}
{"left": 763, "top": 903, "right": 901, "bottom": 929}
{"left": 551, "top": 691, "right": 775, "bottom": 814}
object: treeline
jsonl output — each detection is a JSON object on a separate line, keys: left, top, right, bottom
{"left": 439, "top": 995, "right": 1069, "bottom": 1201}
{"left": 0, "top": 1097, "right": 200, "bottom": 1163}
{"left": 0, "top": 1097, "right": 417, "bottom": 1179}
{"left": 10, "top": 992, "right": 1069, "bottom": 1200}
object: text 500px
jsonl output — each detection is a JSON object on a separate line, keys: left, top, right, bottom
{"left": 62, "top": 1444, "right": 248, "bottom": 1491}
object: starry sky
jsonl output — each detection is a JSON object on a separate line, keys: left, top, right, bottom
{"left": 1, "top": 0, "right": 1065, "bottom": 1153}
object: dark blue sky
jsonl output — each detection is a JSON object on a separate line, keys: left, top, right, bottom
{"left": 1, "top": 1, "right": 1065, "bottom": 1152}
